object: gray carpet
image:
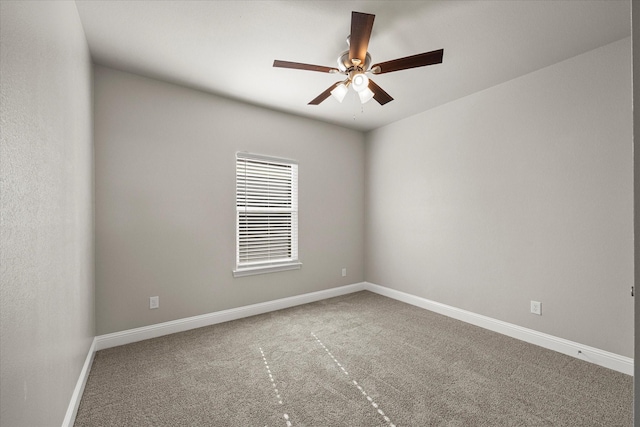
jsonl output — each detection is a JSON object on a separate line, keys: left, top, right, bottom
{"left": 75, "top": 291, "right": 632, "bottom": 426}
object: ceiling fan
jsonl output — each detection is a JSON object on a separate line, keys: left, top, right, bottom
{"left": 273, "top": 11, "right": 444, "bottom": 106}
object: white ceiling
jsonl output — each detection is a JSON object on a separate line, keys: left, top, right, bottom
{"left": 75, "top": 0, "right": 631, "bottom": 132}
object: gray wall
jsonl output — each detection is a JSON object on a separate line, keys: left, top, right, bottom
{"left": 633, "top": 1, "right": 639, "bottom": 423}
{"left": 0, "top": 2, "right": 95, "bottom": 426}
{"left": 365, "top": 38, "right": 633, "bottom": 357}
{"left": 94, "top": 66, "right": 365, "bottom": 335}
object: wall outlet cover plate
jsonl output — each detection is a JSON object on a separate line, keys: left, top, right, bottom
{"left": 530, "top": 300, "right": 541, "bottom": 315}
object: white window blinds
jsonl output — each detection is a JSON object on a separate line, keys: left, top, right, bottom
{"left": 234, "top": 153, "right": 300, "bottom": 276}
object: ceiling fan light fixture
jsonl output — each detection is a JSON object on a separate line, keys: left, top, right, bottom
{"left": 358, "top": 87, "right": 374, "bottom": 104}
{"left": 351, "top": 73, "right": 369, "bottom": 93}
{"left": 273, "top": 11, "right": 442, "bottom": 107}
{"left": 330, "top": 82, "right": 349, "bottom": 103}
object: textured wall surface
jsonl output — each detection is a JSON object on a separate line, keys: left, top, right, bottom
{"left": 94, "top": 66, "right": 365, "bottom": 335}
{"left": 633, "top": 1, "right": 640, "bottom": 420}
{"left": 365, "top": 38, "right": 633, "bottom": 357}
{"left": 0, "top": 2, "right": 94, "bottom": 426}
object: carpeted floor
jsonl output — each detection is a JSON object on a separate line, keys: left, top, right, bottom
{"left": 74, "top": 291, "right": 632, "bottom": 426}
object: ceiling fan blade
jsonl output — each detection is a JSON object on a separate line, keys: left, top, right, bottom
{"left": 273, "top": 60, "right": 339, "bottom": 74}
{"left": 308, "top": 82, "right": 342, "bottom": 105}
{"left": 368, "top": 79, "right": 393, "bottom": 105}
{"left": 371, "top": 49, "right": 444, "bottom": 74}
{"left": 349, "top": 11, "right": 375, "bottom": 65}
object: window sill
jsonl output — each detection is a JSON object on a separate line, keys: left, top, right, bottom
{"left": 233, "top": 262, "right": 302, "bottom": 278}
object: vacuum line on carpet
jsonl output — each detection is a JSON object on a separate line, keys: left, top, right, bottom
{"left": 311, "top": 333, "right": 396, "bottom": 427}
{"left": 259, "top": 347, "right": 293, "bottom": 427}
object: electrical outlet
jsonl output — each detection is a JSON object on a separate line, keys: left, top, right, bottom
{"left": 150, "top": 296, "right": 159, "bottom": 309}
{"left": 341, "top": 268, "right": 347, "bottom": 277}
{"left": 530, "top": 300, "right": 541, "bottom": 315}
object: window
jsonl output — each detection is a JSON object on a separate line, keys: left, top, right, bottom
{"left": 233, "top": 152, "right": 301, "bottom": 277}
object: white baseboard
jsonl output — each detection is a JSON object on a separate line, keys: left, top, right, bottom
{"left": 96, "top": 282, "right": 366, "bottom": 351}
{"left": 67, "top": 280, "right": 630, "bottom": 427}
{"left": 61, "top": 337, "right": 96, "bottom": 427}
{"left": 364, "top": 282, "right": 633, "bottom": 376}
{"left": 92, "top": 280, "right": 632, "bottom": 375}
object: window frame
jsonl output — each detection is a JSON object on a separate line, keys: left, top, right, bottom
{"left": 233, "top": 152, "right": 302, "bottom": 277}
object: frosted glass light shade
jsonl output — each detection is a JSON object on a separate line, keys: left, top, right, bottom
{"left": 351, "top": 73, "right": 369, "bottom": 92}
{"left": 358, "top": 87, "right": 374, "bottom": 104}
{"left": 330, "top": 83, "right": 348, "bottom": 103}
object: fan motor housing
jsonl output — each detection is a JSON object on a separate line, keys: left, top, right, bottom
{"left": 337, "top": 50, "right": 372, "bottom": 73}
